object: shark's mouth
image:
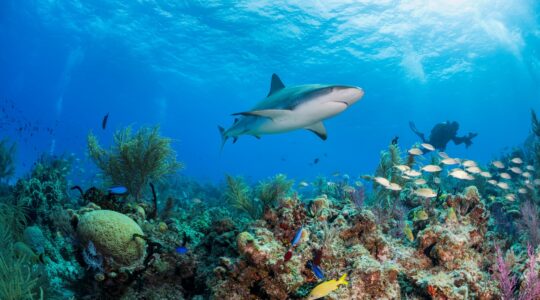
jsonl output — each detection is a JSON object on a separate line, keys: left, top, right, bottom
{"left": 333, "top": 100, "right": 350, "bottom": 107}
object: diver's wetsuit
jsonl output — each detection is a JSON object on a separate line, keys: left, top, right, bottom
{"left": 409, "top": 121, "right": 477, "bottom": 151}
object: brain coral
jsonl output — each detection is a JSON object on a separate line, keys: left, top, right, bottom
{"left": 77, "top": 210, "right": 146, "bottom": 269}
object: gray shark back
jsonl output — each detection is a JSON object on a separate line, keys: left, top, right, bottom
{"left": 251, "top": 84, "right": 332, "bottom": 111}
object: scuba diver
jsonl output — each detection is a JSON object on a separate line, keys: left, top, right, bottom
{"left": 409, "top": 121, "right": 477, "bottom": 151}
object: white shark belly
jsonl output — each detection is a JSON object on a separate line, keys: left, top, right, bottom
{"left": 254, "top": 100, "right": 347, "bottom": 134}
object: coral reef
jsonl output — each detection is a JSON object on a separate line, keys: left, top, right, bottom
{"left": 2, "top": 117, "right": 540, "bottom": 299}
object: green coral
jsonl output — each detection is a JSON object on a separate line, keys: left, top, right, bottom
{"left": 0, "top": 251, "right": 42, "bottom": 300}
{"left": 87, "top": 126, "right": 183, "bottom": 200}
{"left": 0, "top": 202, "right": 28, "bottom": 241}
{"left": 0, "top": 198, "right": 43, "bottom": 299}
{"left": 225, "top": 174, "right": 294, "bottom": 219}
{"left": 371, "top": 144, "right": 408, "bottom": 208}
{"left": 0, "top": 138, "right": 16, "bottom": 184}
{"left": 225, "top": 175, "right": 260, "bottom": 219}
{"left": 255, "top": 174, "right": 293, "bottom": 213}
{"left": 12, "top": 155, "right": 71, "bottom": 225}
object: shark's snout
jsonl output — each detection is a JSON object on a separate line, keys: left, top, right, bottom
{"left": 333, "top": 86, "right": 364, "bottom": 106}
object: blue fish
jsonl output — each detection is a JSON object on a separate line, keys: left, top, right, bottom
{"left": 311, "top": 264, "right": 325, "bottom": 280}
{"left": 107, "top": 186, "right": 128, "bottom": 195}
{"left": 307, "top": 261, "right": 325, "bottom": 280}
{"left": 291, "top": 226, "right": 303, "bottom": 247}
{"left": 175, "top": 246, "right": 188, "bottom": 255}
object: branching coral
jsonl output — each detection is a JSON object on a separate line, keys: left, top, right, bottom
{"left": 0, "top": 251, "right": 42, "bottom": 300}
{"left": 224, "top": 175, "right": 259, "bottom": 219}
{"left": 520, "top": 200, "right": 540, "bottom": 247}
{"left": 372, "top": 144, "right": 408, "bottom": 205}
{"left": 0, "top": 138, "right": 16, "bottom": 183}
{"left": 255, "top": 173, "right": 293, "bottom": 214}
{"left": 88, "top": 126, "right": 183, "bottom": 200}
{"left": 494, "top": 245, "right": 540, "bottom": 300}
{"left": 11, "top": 154, "right": 70, "bottom": 226}
{"left": 0, "top": 202, "right": 28, "bottom": 241}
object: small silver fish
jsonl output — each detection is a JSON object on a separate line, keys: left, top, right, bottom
{"left": 374, "top": 177, "right": 390, "bottom": 187}
{"left": 386, "top": 183, "right": 402, "bottom": 191}
{"left": 497, "top": 182, "right": 510, "bottom": 190}
{"left": 414, "top": 188, "right": 437, "bottom": 198}
{"left": 505, "top": 194, "right": 516, "bottom": 201}
{"left": 492, "top": 161, "right": 505, "bottom": 169}
{"left": 408, "top": 148, "right": 423, "bottom": 156}
{"left": 466, "top": 166, "right": 482, "bottom": 174}
{"left": 421, "top": 143, "right": 435, "bottom": 151}
{"left": 441, "top": 158, "right": 459, "bottom": 165}
{"left": 395, "top": 165, "right": 411, "bottom": 172}
{"left": 414, "top": 178, "right": 427, "bottom": 185}
{"left": 404, "top": 170, "right": 421, "bottom": 177}
{"left": 439, "top": 152, "right": 450, "bottom": 159}
{"left": 499, "top": 173, "right": 511, "bottom": 180}
{"left": 511, "top": 157, "right": 523, "bottom": 164}
{"left": 509, "top": 167, "right": 522, "bottom": 174}
{"left": 479, "top": 171, "right": 492, "bottom": 178}
{"left": 449, "top": 169, "right": 474, "bottom": 180}
{"left": 462, "top": 160, "right": 477, "bottom": 168}
{"left": 421, "top": 165, "right": 442, "bottom": 173}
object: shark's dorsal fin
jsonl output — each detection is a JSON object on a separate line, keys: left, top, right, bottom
{"left": 267, "top": 73, "right": 285, "bottom": 97}
{"left": 305, "top": 122, "right": 327, "bottom": 140}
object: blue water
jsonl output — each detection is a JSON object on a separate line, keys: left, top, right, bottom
{"left": 1, "top": 1, "right": 540, "bottom": 183}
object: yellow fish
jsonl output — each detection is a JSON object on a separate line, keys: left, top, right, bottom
{"left": 446, "top": 207, "right": 458, "bottom": 223}
{"left": 414, "top": 209, "right": 429, "bottom": 221}
{"left": 404, "top": 223, "right": 414, "bottom": 242}
{"left": 307, "top": 274, "right": 348, "bottom": 300}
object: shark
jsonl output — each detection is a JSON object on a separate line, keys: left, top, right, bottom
{"left": 218, "top": 74, "right": 364, "bottom": 147}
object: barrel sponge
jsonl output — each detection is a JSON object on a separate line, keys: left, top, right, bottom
{"left": 77, "top": 210, "right": 146, "bottom": 268}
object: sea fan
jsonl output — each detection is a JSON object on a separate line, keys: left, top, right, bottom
{"left": 88, "top": 126, "right": 183, "bottom": 200}
{"left": 494, "top": 246, "right": 517, "bottom": 300}
{"left": 518, "top": 244, "right": 540, "bottom": 300}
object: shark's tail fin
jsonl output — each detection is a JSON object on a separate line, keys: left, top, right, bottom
{"left": 218, "top": 126, "right": 228, "bottom": 150}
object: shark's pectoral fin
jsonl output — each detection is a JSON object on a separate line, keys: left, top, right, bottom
{"left": 232, "top": 109, "right": 290, "bottom": 120}
{"left": 233, "top": 137, "right": 238, "bottom": 144}
{"left": 305, "top": 122, "right": 327, "bottom": 140}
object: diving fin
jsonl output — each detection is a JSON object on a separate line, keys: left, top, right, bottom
{"left": 409, "top": 121, "right": 426, "bottom": 143}
{"left": 305, "top": 122, "right": 327, "bottom": 140}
